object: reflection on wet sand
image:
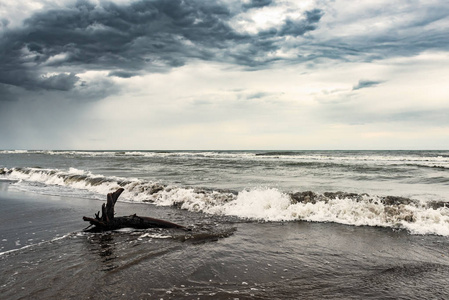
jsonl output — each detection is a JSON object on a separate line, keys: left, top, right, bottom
{"left": 86, "top": 233, "right": 118, "bottom": 272}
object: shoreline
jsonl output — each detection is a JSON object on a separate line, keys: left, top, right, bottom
{"left": 0, "top": 181, "right": 95, "bottom": 253}
{"left": 1, "top": 183, "right": 449, "bottom": 299}
{"left": 2, "top": 217, "right": 449, "bottom": 299}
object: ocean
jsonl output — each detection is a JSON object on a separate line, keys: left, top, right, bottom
{"left": 1, "top": 150, "right": 449, "bottom": 299}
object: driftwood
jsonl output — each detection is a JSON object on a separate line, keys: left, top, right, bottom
{"left": 83, "top": 188, "right": 186, "bottom": 232}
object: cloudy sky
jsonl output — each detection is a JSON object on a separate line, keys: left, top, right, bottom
{"left": 0, "top": 0, "right": 448, "bottom": 150}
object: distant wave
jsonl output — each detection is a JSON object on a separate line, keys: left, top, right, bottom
{"left": 0, "top": 150, "right": 29, "bottom": 154}
{"left": 1, "top": 151, "right": 449, "bottom": 178}
{"left": 2, "top": 166, "right": 449, "bottom": 236}
{"left": 255, "top": 151, "right": 301, "bottom": 156}
{"left": 2, "top": 150, "right": 449, "bottom": 162}
{"left": 403, "top": 163, "right": 449, "bottom": 170}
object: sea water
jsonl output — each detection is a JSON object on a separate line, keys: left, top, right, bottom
{"left": 1, "top": 150, "right": 449, "bottom": 299}
{"left": 1, "top": 150, "right": 449, "bottom": 235}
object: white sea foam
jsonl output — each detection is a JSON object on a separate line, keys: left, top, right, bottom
{"left": 68, "top": 167, "right": 87, "bottom": 175}
{"left": 0, "top": 150, "right": 29, "bottom": 154}
{"left": 204, "top": 190, "right": 449, "bottom": 236}
{"left": 2, "top": 167, "right": 449, "bottom": 236}
{"left": 139, "top": 233, "right": 171, "bottom": 239}
{"left": 114, "top": 227, "right": 136, "bottom": 233}
{"left": 206, "top": 188, "right": 292, "bottom": 221}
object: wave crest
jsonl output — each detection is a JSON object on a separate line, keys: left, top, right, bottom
{"left": 1, "top": 167, "right": 449, "bottom": 236}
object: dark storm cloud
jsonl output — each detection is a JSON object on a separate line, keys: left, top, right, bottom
{"left": 108, "top": 71, "right": 140, "bottom": 78}
{"left": 0, "top": 0, "right": 323, "bottom": 98}
{"left": 1, "top": 0, "right": 448, "bottom": 101}
{"left": 331, "top": 5, "right": 449, "bottom": 61}
{"left": 278, "top": 9, "right": 323, "bottom": 37}
{"left": 38, "top": 73, "right": 80, "bottom": 91}
{"left": 256, "top": 8, "right": 323, "bottom": 39}
{"left": 352, "top": 80, "right": 383, "bottom": 91}
{"left": 242, "top": 0, "right": 273, "bottom": 10}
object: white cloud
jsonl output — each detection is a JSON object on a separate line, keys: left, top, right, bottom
{"left": 60, "top": 51, "right": 449, "bottom": 150}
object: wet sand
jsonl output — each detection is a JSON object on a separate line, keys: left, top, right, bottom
{"left": 1, "top": 182, "right": 449, "bottom": 299}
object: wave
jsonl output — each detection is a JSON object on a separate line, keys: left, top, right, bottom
{"left": 1, "top": 167, "right": 449, "bottom": 236}
{"left": 255, "top": 151, "right": 302, "bottom": 156}
{"left": 2, "top": 150, "right": 449, "bottom": 163}
{"left": 0, "top": 150, "right": 30, "bottom": 154}
{"left": 403, "top": 163, "right": 449, "bottom": 170}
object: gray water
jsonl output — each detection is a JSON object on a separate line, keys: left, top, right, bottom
{"left": 1, "top": 150, "right": 448, "bottom": 199}
{"left": 1, "top": 150, "right": 449, "bottom": 235}
{"left": 1, "top": 150, "right": 449, "bottom": 299}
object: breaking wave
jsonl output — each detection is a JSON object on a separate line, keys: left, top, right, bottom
{"left": 1, "top": 167, "right": 449, "bottom": 236}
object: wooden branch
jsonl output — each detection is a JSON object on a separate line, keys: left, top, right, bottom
{"left": 105, "top": 188, "right": 124, "bottom": 221}
{"left": 83, "top": 188, "right": 186, "bottom": 232}
{"left": 82, "top": 216, "right": 106, "bottom": 227}
{"left": 137, "top": 216, "right": 186, "bottom": 229}
{"left": 101, "top": 203, "right": 108, "bottom": 222}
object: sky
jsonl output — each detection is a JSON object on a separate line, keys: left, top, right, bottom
{"left": 0, "top": 0, "right": 448, "bottom": 150}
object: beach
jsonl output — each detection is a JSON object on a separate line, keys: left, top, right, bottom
{"left": 1, "top": 150, "right": 449, "bottom": 299}
{"left": 2, "top": 183, "right": 449, "bottom": 299}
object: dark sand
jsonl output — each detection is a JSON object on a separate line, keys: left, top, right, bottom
{"left": 1, "top": 182, "right": 449, "bottom": 299}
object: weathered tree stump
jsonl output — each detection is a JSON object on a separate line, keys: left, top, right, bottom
{"left": 83, "top": 188, "right": 186, "bottom": 232}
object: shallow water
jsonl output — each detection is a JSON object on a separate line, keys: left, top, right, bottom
{"left": 2, "top": 221, "right": 449, "bottom": 299}
{"left": 1, "top": 186, "right": 449, "bottom": 299}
